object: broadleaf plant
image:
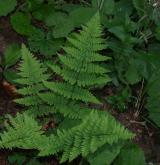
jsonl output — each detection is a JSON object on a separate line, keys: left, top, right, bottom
{"left": 0, "top": 0, "right": 17, "bottom": 16}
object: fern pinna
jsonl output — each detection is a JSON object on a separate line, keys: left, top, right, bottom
{"left": 0, "top": 13, "right": 134, "bottom": 164}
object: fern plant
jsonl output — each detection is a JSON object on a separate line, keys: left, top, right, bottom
{"left": 0, "top": 13, "right": 134, "bottom": 164}
{"left": 40, "top": 12, "right": 111, "bottom": 117}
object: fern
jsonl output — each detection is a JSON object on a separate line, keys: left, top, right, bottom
{"left": 15, "top": 45, "right": 50, "bottom": 115}
{"left": 0, "top": 111, "right": 133, "bottom": 163}
{"left": 0, "top": 13, "right": 134, "bottom": 164}
{"left": 38, "top": 111, "right": 134, "bottom": 163}
{"left": 0, "top": 113, "right": 46, "bottom": 150}
{"left": 42, "top": 12, "right": 111, "bottom": 107}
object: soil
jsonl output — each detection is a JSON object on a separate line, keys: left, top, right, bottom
{"left": 0, "top": 15, "right": 160, "bottom": 165}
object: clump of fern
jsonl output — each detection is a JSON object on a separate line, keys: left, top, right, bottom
{"left": 0, "top": 13, "right": 134, "bottom": 164}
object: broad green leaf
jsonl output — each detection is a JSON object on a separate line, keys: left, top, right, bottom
{"left": 27, "top": 0, "right": 44, "bottom": 11}
{"left": 3, "top": 69, "right": 20, "bottom": 84}
{"left": 28, "top": 31, "right": 64, "bottom": 56}
{"left": 113, "top": 143, "right": 146, "bottom": 165}
{"left": 10, "top": 12, "right": 35, "bottom": 36}
{"left": 45, "top": 12, "right": 66, "bottom": 27}
{"left": 32, "top": 4, "right": 54, "bottom": 21}
{"left": 125, "top": 57, "right": 148, "bottom": 85}
{"left": 45, "top": 12, "right": 74, "bottom": 38}
{"left": 2, "top": 44, "right": 21, "bottom": 68}
{"left": 61, "top": 4, "right": 82, "bottom": 12}
{"left": 69, "top": 7, "right": 96, "bottom": 27}
{"left": 102, "top": 0, "right": 115, "bottom": 15}
{"left": 108, "top": 26, "right": 126, "bottom": 41}
{"left": 87, "top": 143, "right": 124, "bottom": 165}
{"left": 0, "top": 0, "right": 17, "bottom": 16}
{"left": 146, "top": 69, "right": 160, "bottom": 127}
{"left": 52, "top": 20, "right": 74, "bottom": 38}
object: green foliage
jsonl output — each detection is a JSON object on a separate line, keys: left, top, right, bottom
{"left": 8, "top": 153, "right": 26, "bottom": 165}
{"left": 0, "top": 13, "right": 136, "bottom": 165}
{"left": 0, "top": 113, "right": 45, "bottom": 149}
{"left": 107, "top": 88, "right": 131, "bottom": 112}
{"left": 113, "top": 142, "right": 146, "bottom": 165}
{"left": 0, "top": 43, "right": 21, "bottom": 83}
{"left": 0, "top": 0, "right": 159, "bottom": 164}
{"left": 8, "top": 153, "right": 42, "bottom": 165}
{"left": 0, "top": 111, "right": 133, "bottom": 164}
{"left": 39, "top": 111, "right": 134, "bottom": 163}
{"left": 92, "top": 0, "right": 115, "bottom": 14}
{"left": 10, "top": 12, "right": 35, "bottom": 36}
{"left": 42, "top": 13, "right": 111, "bottom": 107}
{"left": 87, "top": 143, "right": 123, "bottom": 165}
{"left": 0, "top": 0, "right": 17, "bottom": 16}
{"left": 15, "top": 44, "right": 50, "bottom": 111}
{"left": 28, "top": 31, "right": 64, "bottom": 57}
{"left": 2, "top": 43, "right": 21, "bottom": 69}
{"left": 45, "top": 12, "right": 75, "bottom": 38}
{"left": 146, "top": 69, "right": 160, "bottom": 127}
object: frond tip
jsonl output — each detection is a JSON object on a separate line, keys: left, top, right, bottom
{"left": 15, "top": 44, "right": 50, "bottom": 110}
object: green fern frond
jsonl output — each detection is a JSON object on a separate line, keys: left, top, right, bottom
{"left": 15, "top": 44, "right": 49, "bottom": 109}
{"left": 39, "top": 111, "right": 134, "bottom": 162}
{"left": 44, "top": 13, "right": 110, "bottom": 110}
{"left": 16, "top": 44, "right": 49, "bottom": 85}
{"left": 0, "top": 113, "right": 46, "bottom": 150}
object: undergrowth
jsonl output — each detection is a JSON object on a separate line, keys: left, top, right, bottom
{"left": 0, "top": 0, "right": 160, "bottom": 164}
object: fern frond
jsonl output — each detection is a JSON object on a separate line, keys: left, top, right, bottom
{"left": 39, "top": 111, "right": 134, "bottom": 162}
{"left": 0, "top": 113, "right": 46, "bottom": 149}
{"left": 16, "top": 45, "right": 49, "bottom": 85}
{"left": 44, "top": 13, "right": 110, "bottom": 110}
{"left": 15, "top": 44, "right": 50, "bottom": 110}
